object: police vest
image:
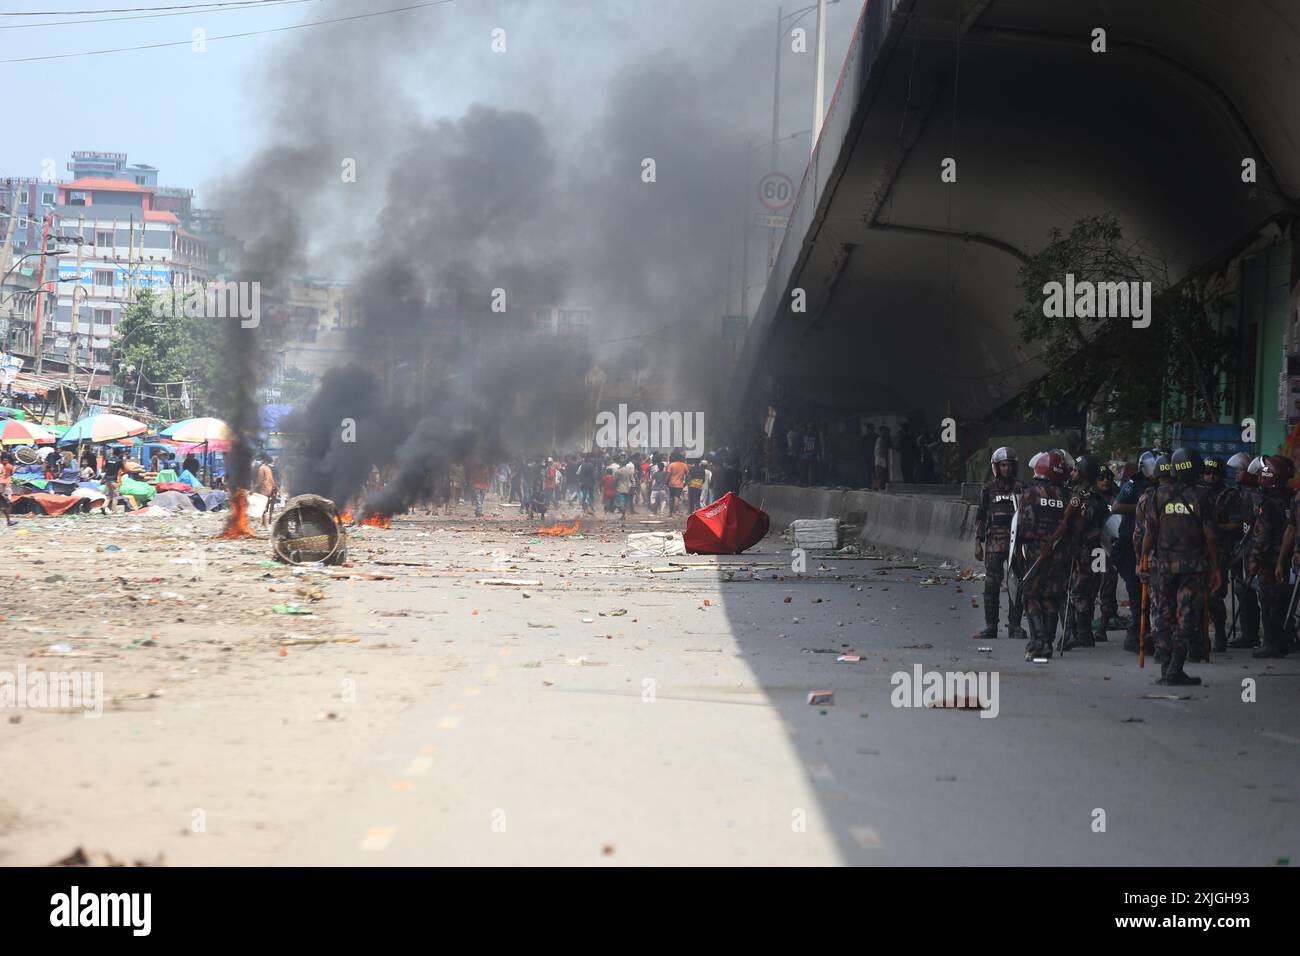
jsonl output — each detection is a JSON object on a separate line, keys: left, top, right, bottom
{"left": 985, "top": 479, "right": 1018, "bottom": 533}
{"left": 1021, "top": 483, "right": 1066, "bottom": 543}
{"left": 1154, "top": 484, "right": 1207, "bottom": 571}
{"left": 1254, "top": 493, "right": 1287, "bottom": 556}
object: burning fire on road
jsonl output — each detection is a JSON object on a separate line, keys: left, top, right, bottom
{"left": 218, "top": 488, "right": 257, "bottom": 540}
{"left": 537, "top": 520, "right": 581, "bottom": 536}
{"left": 359, "top": 512, "right": 392, "bottom": 529}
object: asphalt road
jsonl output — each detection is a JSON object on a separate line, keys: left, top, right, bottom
{"left": 272, "top": 507, "right": 1300, "bottom": 866}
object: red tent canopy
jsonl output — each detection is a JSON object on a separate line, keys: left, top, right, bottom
{"left": 683, "top": 492, "right": 770, "bottom": 555}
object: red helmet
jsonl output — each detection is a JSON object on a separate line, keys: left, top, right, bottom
{"left": 1258, "top": 455, "right": 1290, "bottom": 488}
{"left": 1033, "top": 450, "right": 1066, "bottom": 483}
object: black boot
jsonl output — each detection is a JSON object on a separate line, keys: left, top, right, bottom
{"left": 1023, "top": 615, "right": 1046, "bottom": 661}
{"left": 1122, "top": 627, "right": 1139, "bottom": 653}
{"left": 1093, "top": 613, "right": 1109, "bottom": 642}
{"left": 1253, "top": 642, "right": 1288, "bottom": 658}
{"left": 1069, "top": 605, "right": 1095, "bottom": 648}
{"left": 1213, "top": 623, "right": 1227, "bottom": 654}
{"left": 1161, "top": 646, "right": 1201, "bottom": 685}
{"left": 973, "top": 603, "right": 998, "bottom": 640}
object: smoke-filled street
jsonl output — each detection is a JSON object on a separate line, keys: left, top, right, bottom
{"left": 6, "top": 0, "right": 1300, "bottom": 922}
{"left": 3, "top": 494, "right": 1295, "bottom": 867}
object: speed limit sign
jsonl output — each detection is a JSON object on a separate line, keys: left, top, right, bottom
{"left": 758, "top": 172, "right": 794, "bottom": 210}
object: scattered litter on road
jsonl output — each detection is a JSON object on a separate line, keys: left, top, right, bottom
{"left": 272, "top": 603, "right": 312, "bottom": 615}
{"left": 977, "top": 646, "right": 993, "bottom": 653}
{"left": 837, "top": 655, "right": 861, "bottom": 663}
{"left": 807, "top": 690, "right": 834, "bottom": 705}
{"left": 475, "top": 578, "right": 543, "bottom": 586}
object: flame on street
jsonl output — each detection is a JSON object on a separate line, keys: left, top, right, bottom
{"left": 360, "top": 512, "right": 391, "bottom": 528}
{"left": 537, "top": 519, "right": 580, "bottom": 536}
{"left": 218, "top": 488, "right": 256, "bottom": 539}
{"left": 337, "top": 507, "right": 354, "bottom": 524}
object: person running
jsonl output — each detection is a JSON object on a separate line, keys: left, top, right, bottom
{"left": 666, "top": 452, "right": 689, "bottom": 516}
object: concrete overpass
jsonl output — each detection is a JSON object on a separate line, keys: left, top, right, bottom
{"left": 729, "top": 0, "right": 1300, "bottom": 439}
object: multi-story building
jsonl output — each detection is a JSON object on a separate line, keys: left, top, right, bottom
{"left": 45, "top": 176, "right": 209, "bottom": 374}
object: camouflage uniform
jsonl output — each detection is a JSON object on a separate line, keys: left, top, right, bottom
{"left": 975, "top": 475, "right": 1024, "bottom": 638}
{"left": 1232, "top": 486, "right": 1262, "bottom": 647}
{"left": 1207, "top": 484, "right": 1241, "bottom": 650}
{"left": 1063, "top": 481, "right": 1109, "bottom": 649}
{"left": 1098, "top": 484, "right": 1120, "bottom": 624}
{"left": 1145, "top": 483, "right": 1216, "bottom": 670}
{"left": 1249, "top": 489, "right": 1291, "bottom": 655}
{"left": 1016, "top": 480, "right": 1069, "bottom": 657}
{"left": 1133, "top": 485, "right": 1166, "bottom": 648}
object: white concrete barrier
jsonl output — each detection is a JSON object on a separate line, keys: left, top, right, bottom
{"left": 740, "top": 483, "right": 977, "bottom": 565}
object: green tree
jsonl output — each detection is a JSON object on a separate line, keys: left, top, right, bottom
{"left": 114, "top": 288, "right": 222, "bottom": 417}
{"left": 1013, "top": 214, "right": 1236, "bottom": 450}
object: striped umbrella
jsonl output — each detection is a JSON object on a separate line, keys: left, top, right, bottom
{"left": 59, "top": 413, "right": 148, "bottom": 445}
{"left": 161, "top": 417, "right": 236, "bottom": 444}
{"left": 0, "top": 418, "right": 58, "bottom": 445}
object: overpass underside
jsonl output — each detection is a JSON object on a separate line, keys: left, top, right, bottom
{"left": 733, "top": 0, "right": 1300, "bottom": 427}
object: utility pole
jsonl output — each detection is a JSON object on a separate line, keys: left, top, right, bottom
{"left": 69, "top": 214, "right": 84, "bottom": 383}
{"left": 33, "top": 213, "right": 53, "bottom": 375}
{"left": 769, "top": 5, "right": 783, "bottom": 271}
{"left": 812, "top": 0, "right": 828, "bottom": 151}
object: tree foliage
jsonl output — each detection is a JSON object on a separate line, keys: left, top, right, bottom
{"left": 113, "top": 289, "right": 222, "bottom": 417}
{"left": 1014, "top": 214, "right": 1236, "bottom": 449}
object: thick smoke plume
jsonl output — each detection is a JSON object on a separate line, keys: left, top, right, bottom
{"left": 208, "top": 0, "right": 828, "bottom": 509}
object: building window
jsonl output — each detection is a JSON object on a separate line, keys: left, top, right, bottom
{"left": 41, "top": 191, "right": 55, "bottom": 206}
{"left": 94, "top": 308, "right": 113, "bottom": 326}
{"left": 19, "top": 189, "right": 28, "bottom": 204}
{"left": 94, "top": 269, "right": 114, "bottom": 287}
{"left": 96, "top": 230, "right": 113, "bottom": 247}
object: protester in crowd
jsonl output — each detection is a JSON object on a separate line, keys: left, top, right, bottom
{"left": 101, "top": 447, "right": 126, "bottom": 513}
{"left": 687, "top": 458, "right": 706, "bottom": 511}
{"left": 0, "top": 451, "right": 14, "bottom": 526}
{"left": 666, "top": 451, "right": 689, "bottom": 515}
{"left": 469, "top": 460, "right": 490, "bottom": 518}
{"left": 602, "top": 465, "right": 616, "bottom": 513}
{"left": 701, "top": 458, "right": 714, "bottom": 505}
{"left": 796, "top": 424, "right": 817, "bottom": 486}
{"left": 527, "top": 467, "right": 548, "bottom": 521}
{"left": 447, "top": 461, "right": 464, "bottom": 513}
{"left": 874, "top": 426, "right": 891, "bottom": 489}
{"left": 649, "top": 459, "right": 668, "bottom": 514}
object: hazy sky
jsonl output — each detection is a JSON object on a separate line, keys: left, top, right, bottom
{"left": 1, "top": 0, "right": 859, "bottom": 203}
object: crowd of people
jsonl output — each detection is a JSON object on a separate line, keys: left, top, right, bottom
{"left": 425, "top": 449, "right": 745, "bottom": 522}
{"left": 759, "top": 418, "right": 952, "bottom": 488}
{"left": 975, "top": 445, "right": 1298, "bottom": 682}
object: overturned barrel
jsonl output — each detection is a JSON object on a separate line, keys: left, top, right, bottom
{"left": 271, "top": 494, "right": 348, "bottom": 566}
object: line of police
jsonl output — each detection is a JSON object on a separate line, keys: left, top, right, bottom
{"left": 975, "top": 446, "right": 1299, "bottom": 683}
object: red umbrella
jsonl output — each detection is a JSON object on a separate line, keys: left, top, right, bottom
{"left": 684, "top": 492, "right": 769, "bottom": 555}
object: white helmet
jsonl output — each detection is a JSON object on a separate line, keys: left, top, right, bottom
{"left": 990, "top": 446, "right": 1017, "bottom": 476}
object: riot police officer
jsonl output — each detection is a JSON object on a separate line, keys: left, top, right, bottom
{"left": 1014, "top": 450, "right": 1071, "bottom": 661}
{"left": 1096, "top": 464, "right": 1122, "bottom": 637}
{"left": 1203, "top": 454, "right": 1240, "bottom": 652}
{"left": 1140, "top": 447, "right": 1220, "bottom": 685}
{"left": 1113, "top": 450, "right": 1160, "bottom": 653}
{"left": 1229, "top": 454, "right": 1264, "bottom": 648}
{"left": 1250, "top": 455, "right": 1294, "bottom": 658}
{"left": 1062, "top": 453, "right": 1109, "bottom": 651}
{"left": 973, "top": 446, "right": 1024, "bottom": 640}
